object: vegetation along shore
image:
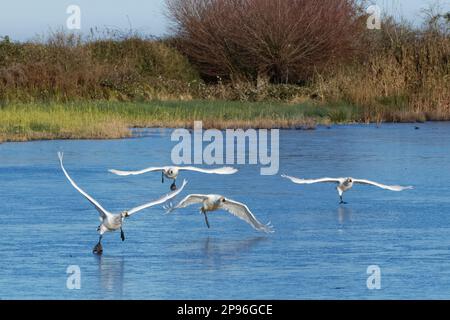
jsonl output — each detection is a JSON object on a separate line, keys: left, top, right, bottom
{"left": 0, "top": 0, "right": 448, "bottom": 142}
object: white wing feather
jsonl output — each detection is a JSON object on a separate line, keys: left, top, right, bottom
{"left": 180, "top": 166, "right": 238, "bottom": 175}
{"left": 281, "top": 175, "right": 342, "bottom": 184}
{"left": 109, "top": 167, "right": 167, "bottom": 176}
{"left": 127, "top": 180, "right": 188, "bottom": 216}
{"left": 165, "top": 194, "right": 209, "bottom": 213}
{"left": 353, "top": 179, "right": 413, "bottom": 191}
{"left": 58, "top": 152, "right": 111, "bottom": 219}
{"left": 221, "top": 199, "right": 273, "bottom": 233}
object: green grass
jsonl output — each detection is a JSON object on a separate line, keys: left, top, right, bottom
{"left": 0, "top": 100, "right": 361, "bottom": 142}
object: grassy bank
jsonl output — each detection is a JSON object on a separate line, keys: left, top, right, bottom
{"left": 4, "top": 97, "right": 449, "bottom": 143}
{"left": 0, "top": 100, "right": 363, "bottom": 142}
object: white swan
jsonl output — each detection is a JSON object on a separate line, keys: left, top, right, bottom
{"left": 281, "top": 175, "right": 413, "bottom": 204}
{"left": 58, "top": 152, "right": 187, "bottom": 254}
{"left": 165, "top": 194, "right": 273, "bottom": 233}
{"left": 109, "top": 165, "right": 238, "bottom": 191}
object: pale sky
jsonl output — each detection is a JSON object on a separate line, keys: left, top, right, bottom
{"left": 0, "top": 0, "right": 449, "bottom": 41}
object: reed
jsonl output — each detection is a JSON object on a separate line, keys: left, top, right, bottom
{"left": 313, "top": 14, "right": 450, "bottom": 123}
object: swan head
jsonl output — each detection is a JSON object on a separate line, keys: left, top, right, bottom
{"left": 121, "top": 211, "right": 129, "bottom": 218}
{"left": 165, "top": 167, "right": 178, "bottom": 178}
{"left": 217, "top": 196, "right": 226, "bottom": 204}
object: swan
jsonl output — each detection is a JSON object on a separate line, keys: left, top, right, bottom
{"left": 281, "top": 175, "right": 413, "bottom": 204}
{"left": 58, "top": 152, "right": 187, "bottom": 254}
{"left": 164, "top": 194, "right": 273, "bottom": 233}
{"left": 109, "top": 165, "right": 238, "bottom": 191}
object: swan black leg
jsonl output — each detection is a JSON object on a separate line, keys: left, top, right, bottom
{"left": 120, "top": 228, "right": 125, "bottom": 242}
{"left": 201, "top": 208, "right": 210, "bottom": 229}
{"left": 339, "top": 195, "right": 347, "bottom": 205}
{"left": 204, "top": 213, "right": 210, "bottom": 229}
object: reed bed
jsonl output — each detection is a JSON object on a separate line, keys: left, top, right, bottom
{"left": 0, "top": 100, "right": 353, "bottom": 142}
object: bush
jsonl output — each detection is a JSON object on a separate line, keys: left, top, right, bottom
{"left": 167, "top": 0, "right": 366, "bottom": 84}
{"left": 88, "top": 38, "right": 199, "bottom": 82}
{"left": 0, "top": 32, "right": 201, "bottom": 102}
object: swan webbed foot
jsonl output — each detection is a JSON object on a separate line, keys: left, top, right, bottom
{"left": 339, "top": 196, "right": 347, "bottom": 205}
{"left": 170, "top": 182, "right": 177, "bottom": 191}
{"left": 93, "top": 242, "right": 103, "bottom": 255}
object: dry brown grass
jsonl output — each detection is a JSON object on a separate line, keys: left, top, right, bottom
{"left": 0, "top": 32, "right": 199, "bottom": 103}
{"left": 313, "top": 15, "right": 450, "bottom": 123}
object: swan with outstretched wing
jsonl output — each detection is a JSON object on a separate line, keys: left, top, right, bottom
{"left": 58, "top": 152, "right": 187, "bottom": 254}
{"left": 165, "top": 194, "right": 273, "bottom": 233}
{"left": 281, "top": 174, "right": 413, "bottom": 204}
{"left": 109, "top": 165, "right": 237, "bottom": 191}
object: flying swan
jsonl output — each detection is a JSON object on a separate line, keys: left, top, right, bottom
{"left": 58, "top": 152, "right": 187, "bottom": 254}
{"left": 109, "top": 165, "right": 238, "bottom": 191}
{"left": 164, "top": 194, "right": 274, "bottom": 233}
{"left": 281, "top": 175, "right": 413, "bottom": 204}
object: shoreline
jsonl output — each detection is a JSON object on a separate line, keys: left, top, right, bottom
{"left": 1, "top": 120, "right": 444, "bottom": 145}
{"left": 0, "top": 100, "right": 446, "bottom": 143}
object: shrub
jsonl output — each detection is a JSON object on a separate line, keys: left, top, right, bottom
{"left": 0, "top": 31, "right": 201, "bottom": 102}
{"left": 166, "top": 0, "right": 366, "bottom": 83}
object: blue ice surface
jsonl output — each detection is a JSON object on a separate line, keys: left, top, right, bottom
{"left": 1, "top": 122, "right": 450, "bottom": 299}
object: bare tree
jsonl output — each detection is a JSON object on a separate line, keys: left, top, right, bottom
{"left": 167, "top": 0, "right": 366, "bottom": 83}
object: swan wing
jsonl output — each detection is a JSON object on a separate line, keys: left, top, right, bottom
{"left": 281, "top": 175, "right": 342, "bottom": 184}
{"left": 179, "top": 166, "right": 238, "bottom": 175}
{"left": 221, "top": 199, "right": 274, "bottom": 233}
{"left": 127, "top": 180, "right": 188, "bottom": 216}
{"left": 353, "top": 179, "right": 413, "bottom": 191}
{"left": 58, "top": 152, "right": 110, "bottom": 219}
{"left": 109, "top": 167, "right": 167, "bottom": 176}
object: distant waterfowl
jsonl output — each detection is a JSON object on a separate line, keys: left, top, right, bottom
{"left": 109, "top": 165, "right": 238, "bottom": 191}
{"left": 281, "top": 175, "right": 413, "bottom": 204}
{"left": 165, "top": 194, "right": 274, "bottom": 233}
{"left": 58, "top": 152, "right": 187, "bottom": 254}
